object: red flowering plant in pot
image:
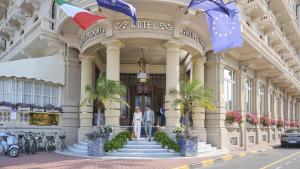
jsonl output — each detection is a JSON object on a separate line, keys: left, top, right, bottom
{"left": 284, "top": 120, "right": 290, "bottom": 127}
{"left": 225, "top": 111, "right": 242, "bottom": 125}
{"left": 260, "top": 115, "right": 271, "bottom": 127}
{"left": 290, "top": 121, "right": 296, "bottom": 128}
{"left": 246, "top": 113, "right": 259, "bottom": 126}
{"left": 271, "top": 119, "right": 277, "bottom": 126}
{"left": 276, "top": 119, "right": 284, "bottom": 128}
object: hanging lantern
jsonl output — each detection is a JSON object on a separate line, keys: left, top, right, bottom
{"left": 137, "top": 48, "right": 150, "bottom": 83}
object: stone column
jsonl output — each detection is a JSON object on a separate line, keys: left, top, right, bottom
{"left": 103, "top": 39, "right": 124, "bottom": 128}
{"left": 253, "top": 78, "right": 261, "bottom": 144}
{"left": 61, "top": 47, "right": 81, "bottom": 145}
{"left": 273, "top": 91, "right": 279, "bottom": 142}
{"left": 78, "top": 55, "right": 95, "bottom": 141}
{"left": 205, "top": 52, "right": 228, "bottom": 149}
{"left": 237, "top": 70, "right": 246, "bottom": 147}
{"left": 163, "top": 40, "right": 182, "bottom": 132}
{"left": 191, "top": 56, "right": 206, "bottom": 140}
{"left": 264, "top": 84, "right": 271, "bottom": 143}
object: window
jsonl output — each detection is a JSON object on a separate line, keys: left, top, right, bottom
{"left": 259, "top": 83, "right": 265, "bottom": 115}
{"left": 51, "top": 86, "right": 58, "bottom": 107}
{"left": 16, "top": 80, "right": 22, "bottom": 103}
{"left": 34, "top": 83, "right": 43, "bottom": 106}
{"left": 2, "top": 79, "right": 12, "bottom": 102}
{"left": 245, "top": 77, "right": 252, "bottom": 113}
{"left": 224, "top": 68, "right": 235, "bottom": 110}
{"left": 44, "top": 85, "right": 50, "bottom": 105}
{"left": 23, "top": 82, "right": 33, "bottom": 104}
{"left": 0, "top": 78, "right": 60, "bottom": 107}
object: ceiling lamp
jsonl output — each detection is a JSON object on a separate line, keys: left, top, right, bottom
{"left": 137, "top": 48, "right": 150, "bottom": 83}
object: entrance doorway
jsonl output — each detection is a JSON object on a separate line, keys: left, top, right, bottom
{"left": 120, "top": 74, "right": 166, "bottom": 126}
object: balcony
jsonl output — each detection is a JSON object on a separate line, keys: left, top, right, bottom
{"left": 268, "top": 0, "right": 300, "bottom": 51}
{"left": 17, "top": 0, "right": 40, "bottom": 16}
{"left": 6, "top": 5, "right": 26, "bottom": 26}
{"left": 256, "top": 10, "right": 277, "bottom": 32}
{"left": 243, "top": 0, "right": 268, "bottom": 18}
{"left": 0, "top": 17, "right": 60, "bottom": 62}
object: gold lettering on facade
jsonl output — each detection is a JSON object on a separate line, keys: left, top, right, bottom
{"left": 114, "top": 19, "right": 172, "bottom": 32}
{"left": 180, "top": 29, "right": 205, "bottom": 50}
{"left": 80, "top": 26, "right": 107, "bottom": 47}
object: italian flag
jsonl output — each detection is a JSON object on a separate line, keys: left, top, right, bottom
{"left": 55, "top": 0, "right": 106, "bottom": 30}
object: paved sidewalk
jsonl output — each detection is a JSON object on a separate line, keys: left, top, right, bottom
{"left": 0, "top": 144, "right": 279, "bottom": 169}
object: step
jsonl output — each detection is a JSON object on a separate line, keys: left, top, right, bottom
{"left": 68, "top": 146, "right": 87, "bottom": 154}
{"left": 79, "top": 141, "right": 88, "bottom": 146}
{"left": 123, "top": 144, "right": 163, "bottom": 149}
{"left": 127, "top": 141, "right": 159, "bottom": 145}
{"left": 118, "top": 148, "right": 169, "bottom": 153}
{"left": 105, "top": 152, "right": 180, "bottom": 157}
{"left": 73, "top": 143, "right": 88, "bottom": 150}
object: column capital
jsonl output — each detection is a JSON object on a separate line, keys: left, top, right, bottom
{"left": 163, "top": 39, "right": 184, "bottom": 49}
{"left": 79, "top": 54, "right": 95, "bottom": 62}
{"left": 102, "top": 39, "right": 125, "bottom": 49}
{"left": 192, "top": 56, "right": 206, "bottom": 64}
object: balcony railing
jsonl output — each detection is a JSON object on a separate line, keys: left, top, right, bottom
{"left": 243, "top": 0, "right": 268, "bottom": 17}
{"left": 0, "top": 17, "right": 56, "bottom": 61}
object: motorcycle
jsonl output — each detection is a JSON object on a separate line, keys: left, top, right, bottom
{"left": 0, "top": 132, "right": 20, "bottom": 157}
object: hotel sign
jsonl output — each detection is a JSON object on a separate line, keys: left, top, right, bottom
{"left": 113, "top": 19, "right": 173, "bottom": 33}
{"left": 180, "top": 28, "right": 205, "bottom": 50}
{"left": 80, "top": 26, "right": 107, "bottom": 47}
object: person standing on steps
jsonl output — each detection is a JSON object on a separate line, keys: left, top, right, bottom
{"left": 143, "top": 105, "right": 155, "bottom": 141}
{"left": 132, "top": 106, "right": 142, "bottom": 141}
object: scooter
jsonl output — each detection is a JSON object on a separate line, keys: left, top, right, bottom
{"left": 0, "top": 132, "right": 20, "bottom": 157}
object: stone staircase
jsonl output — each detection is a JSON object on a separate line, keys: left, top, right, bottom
{"left": 105, "top": 138, "right": 180, "bottom": 157}
{"left": 66, "top": 138, "right": 223, "bottom": 158}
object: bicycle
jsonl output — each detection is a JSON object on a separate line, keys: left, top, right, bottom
{"left": 45, "top": 133, "right": 56, "bottom": 152}
{"left": 56, "top": 134, "right": 66, "bottom": 152}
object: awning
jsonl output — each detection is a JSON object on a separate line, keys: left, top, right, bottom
{"left": 0, "top": 55, "right": 65, "bottom": 84}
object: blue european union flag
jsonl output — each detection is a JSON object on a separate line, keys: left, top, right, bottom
{"left": 96, "top": 0, "right": 137, "bottom": 23}
{"left": 205, "top": 2, "right": 243, "bottom": 53}
{"left": 188, "top": 0, "right": 235, "bottom": 18}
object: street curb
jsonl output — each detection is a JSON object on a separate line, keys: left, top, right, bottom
{"left": 173, "top": 147, "right": 274, "bottom": 169}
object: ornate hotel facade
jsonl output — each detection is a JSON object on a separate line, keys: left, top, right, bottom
{"left": 0, "top": 0, "right": 300, "bottom": 149}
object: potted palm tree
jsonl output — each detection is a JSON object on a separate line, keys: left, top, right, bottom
{"left": 169, "top": 79, "right": 215, "bottom": 157}
{"left": 82, "top": 73, "right": 129, "bottom": 157}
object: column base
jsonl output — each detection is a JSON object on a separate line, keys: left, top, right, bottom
{"left": 206, "top": 127, "right": 228, "bottom": 149}
{"left": 191, "top": 127, "right": 207, "bottom": 142}
{"left": 78, "top": 127, "right": 93, "bottom": 142}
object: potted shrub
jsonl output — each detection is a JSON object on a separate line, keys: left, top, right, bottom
{"left": 225, "top": 111, "right": 242, "bottom": 127}
{"left": 82, "top": 73, "right": 129, "bottom": 117}
{"left": 260, "top": 115, "right": 271, "bottom": 127}
{"left": 169, "top": 79, "right": 215, "bottom": 157}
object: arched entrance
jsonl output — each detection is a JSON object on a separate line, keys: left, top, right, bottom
{"left": 120, "top": 74, "right": 166, "bottom": 126}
